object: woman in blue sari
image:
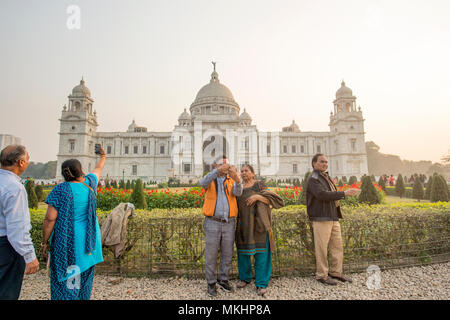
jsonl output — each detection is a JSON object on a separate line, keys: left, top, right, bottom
{"left": 41, "top": 147, "right": 106, "bottom": 300}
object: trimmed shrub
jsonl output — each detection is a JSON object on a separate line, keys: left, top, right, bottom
{"left": 358, "top": 176, "right": 381, "bottom": 205}
{"left": 425, "top": 175, "right": 433, "bottom": 200}
{"left": 35, "top": 184, "right": 44, "bottom": 202}
{"left": 25, "top": 178, "right": 38, "bottom": 209}
{"left": 412, "top": 178, "right": 424, "bottom": 202}
{"left": 129, "top": 179, "right": 147, "bottom": 209}
{"left": 430, "top": 174, "right": 449, "bottom": 202}
{"left": 349, "top": 176, "right": 358, "bottom": 185}
{"left": 299, "top": 171, "right": 310, "bottom": 205}
{"left": 395, "top": 174, "right": 406, "bottom": 198}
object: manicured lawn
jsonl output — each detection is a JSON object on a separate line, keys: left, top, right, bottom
{"left": 384, "top": 195, "right": 429, "bottom": 203}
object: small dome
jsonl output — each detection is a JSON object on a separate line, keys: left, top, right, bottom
{"left": 282, "top": 120, "right": 300, "bottom": 132}
{"left": 127, "top": 119, "right": 147, "bottom": 132}
{"left": 239, "top": 109, "right": 252, "bottom": 120}
{"left": 336, "top": 80, "right": 353, "bottom": 98}
{"left": 178, "top": 108, "right": 191, "bottom": 120}
{"left": 127, "top": 119, "right": 137, "bottom": 132}
{"left": 72, "top": 78, "right": 91, "bottom": 97}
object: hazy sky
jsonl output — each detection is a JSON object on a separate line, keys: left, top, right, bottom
{"left": 1, "top": 0, "right": 449, "bottom": 163}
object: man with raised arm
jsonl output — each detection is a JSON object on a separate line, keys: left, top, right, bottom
{"left": 200, "top": 155, "right": 243, "bottom": 297}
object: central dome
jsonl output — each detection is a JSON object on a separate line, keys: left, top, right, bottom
{"left": 194, "top": 80, "right": 235, "bottom": 102}
{"left": 189, "top": 63, "right": 241, "bottom": 120}
{"left": 193, "top": 66, "right": 236, "bottom": 103}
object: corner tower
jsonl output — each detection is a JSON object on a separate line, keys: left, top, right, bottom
{"left": 56, "top": 78, "right": 99, "bottom": 179}
{"left": 329, "top": 81, "right": 368, "bottom": 178}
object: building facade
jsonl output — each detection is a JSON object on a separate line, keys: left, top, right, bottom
{"left": 0, "top": 134, "right": 22, "bottom": 151}
{"left": 56, "top": 66, "right": 368, "bottom": 182}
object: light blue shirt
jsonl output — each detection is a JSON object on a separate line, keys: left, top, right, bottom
{"left": 199, "top": 168, "right": 243, "bottom": 222}
{"left": 0, "top": 169, "right": 37, "bottom": 263}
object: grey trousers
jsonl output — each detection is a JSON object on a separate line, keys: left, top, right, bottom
{"left": 204, "top": 217, "right": 235, "bottom": 285}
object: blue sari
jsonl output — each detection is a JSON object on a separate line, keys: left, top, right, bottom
{"left": 45, "top": 174, "right": 99, "bottom": 300}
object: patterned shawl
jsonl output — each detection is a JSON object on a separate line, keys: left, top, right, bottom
{"left": 45, "top": 175, "right": 97, "bottom": 282}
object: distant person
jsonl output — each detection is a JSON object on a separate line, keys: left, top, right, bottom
{"left": 199, "top": 155, "right": 243, "bottom": 297}
{"left": 0, "top": 145, "right": 40, "bottom": 300}
{"left": 389, "top": 175, "right": 394, "bottom": 186}
{"left": 306, "top": 154, "right": 360, "bottom": 285}
{"left": 41, "top": 147, "right": 107, "bottom": 300}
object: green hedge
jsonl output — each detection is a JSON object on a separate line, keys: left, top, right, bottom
{"left": 29, "top": 203, "right": 450, "bottom": 277}
{"left": 385, "top": 186, "right": 413, "bottom": 198}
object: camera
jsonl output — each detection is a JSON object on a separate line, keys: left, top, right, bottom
{"left": 94, "top": 144, "right": 102, "bottom": 155}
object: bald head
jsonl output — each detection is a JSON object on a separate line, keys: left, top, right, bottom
{"left": 0, "top": 145, "right": 29, "bottom": 174}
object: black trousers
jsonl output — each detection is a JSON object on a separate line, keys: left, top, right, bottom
{"left": 0, "top": 236, "right": 26, "bottom": 300}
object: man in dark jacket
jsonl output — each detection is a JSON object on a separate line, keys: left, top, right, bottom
{"left": 306, "top": 154, "right": 360, "bottom": 285}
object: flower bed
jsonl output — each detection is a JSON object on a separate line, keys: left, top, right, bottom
{"left": 94, "top": 182, "right": 385, "bottom": 211}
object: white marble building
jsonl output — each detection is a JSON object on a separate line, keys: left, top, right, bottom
{"left": 56, "top": 65, "right": 368, "bottom": 182}
{"left": 0, "top": 134, "right": 22, "bottom": 151}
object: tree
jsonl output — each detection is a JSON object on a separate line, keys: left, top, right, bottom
{"left": 35, "top": 184, "right": 44, "bottom": 202}
{"left": 348, "top": 176, "right": 358, "bottom": 185}
{"left": 358, "top": 175, "right": 381, "bottom": 205}
{"left": 395, "top": 174, "right": 406, "bottom": 198}
{"left": 430, "top": 174, "right": 449, "bottom": 202}
{"left": 412, "top": 177, "right": 424, "bottom": 202}
{"left": 112, "top": 180, "right": 118, "bottom": 189}
{"left": 425, "top": 175, "right": 433, "bottom": 200}
{"left": 299, "top": 171, "right": 311, "bottom": 205}
{"left": 105, "top": 180, "right": 111, "bottom": 188}
{"left": 21, "top": 161, "right": 57, "bottom": 179}
{"left": 342, "top": 176, "right": 348, "bottom": 184}
{"left": 130, "top": 179, "right": 147, "bottom": 209}
{"left": 337, "top": 179, "right": 343, "bottom": 187}
{"left": 377, "top": 176, "right": 386, "bottom": 192}
{"left": 370, "top": 175, "right": 376, "bottom": 182}
{"left": 25, "top": 178, "right": 38, "bottom": 209}
{"left": 126, "top": 180, "right": 131, "bottom": 190}
{"left": 119, "top": 180, "right": 125, "bottom": 189}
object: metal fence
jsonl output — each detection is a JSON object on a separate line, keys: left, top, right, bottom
{"left": 95, "top": 211, "right": 450, "bottom": 278}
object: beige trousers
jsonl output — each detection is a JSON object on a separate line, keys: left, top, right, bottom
{"left": 312, "top": 221, "right": 344, "bottom": 280}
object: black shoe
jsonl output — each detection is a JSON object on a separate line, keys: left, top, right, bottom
{"left": 218, "top": 280, "right": 234, "bottom": 292}
{"left": 207, "top": 283, "right": 217, "bottom": 297}
{"left": 317, "top": 277, "right": 338, "bottom": 286}
{"left": 329, "top": 274, "right": 353, "bottom": 283}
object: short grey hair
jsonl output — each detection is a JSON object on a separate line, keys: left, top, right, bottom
{"left": 0, "top": 145, "right": 27, "bottom": 166}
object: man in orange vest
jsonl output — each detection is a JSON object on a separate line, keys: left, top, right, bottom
{"left": 200, "top": 155, "right": 243, "bottom": 297}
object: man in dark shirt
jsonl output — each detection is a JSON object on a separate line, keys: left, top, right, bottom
{"left": 306, "top": 154, "right": 360, "bottom": 285}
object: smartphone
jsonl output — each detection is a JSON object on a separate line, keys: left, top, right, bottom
{"left": 95, "top": 144, "right": 102, "bottom": 155}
